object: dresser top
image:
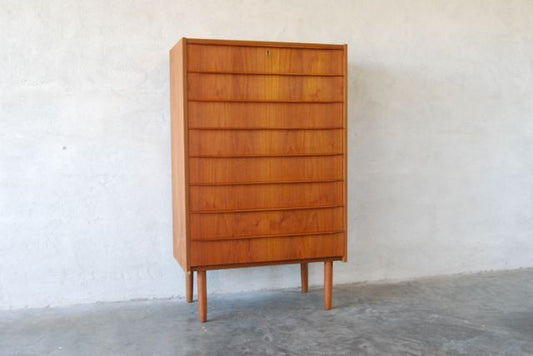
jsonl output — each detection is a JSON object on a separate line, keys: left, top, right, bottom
{"left": 183, "top": 37, "right": 346, "bottom": 50}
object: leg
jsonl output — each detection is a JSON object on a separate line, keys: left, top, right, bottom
{"left": 186, "top": 271, "right": 193, "bottom": 303}
{"left": 197, "top": 270, "right": 207, "bottom": 322}
{"left": 300, "top": 263, "right": 308, "bottom": 293}
{"left": 324, "top": 261, "right": 333, "bottom": 310}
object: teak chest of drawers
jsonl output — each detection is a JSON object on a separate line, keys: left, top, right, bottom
{"left": 170, "top": 38, "right": 347, "bottom": 322}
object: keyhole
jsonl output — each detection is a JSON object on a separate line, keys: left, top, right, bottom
{"left": 266, "top": 49, "right": 271, "bottom": 57}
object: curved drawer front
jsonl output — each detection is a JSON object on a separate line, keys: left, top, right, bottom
{"left": 187, "top": 44, "right": 344, "bottom": 75}
{"left": 189, "top": 181, "right": 343, "bottom": 212}
{"left": 188, "top": 102, "right": 343, "bottom": 129}
{"left": 190, "top": 233, "right": 346, "bottom": 267}
{"left": 190, "top": 207, "right": 344, "bottom": 241}
{"left": 189, "top": 156, "right": 343, "bottom": 184}
{"left": 189, "top": 129, "right": 343, "bottom": 156}
{"left": 188, "top": 73, "right": 343, "bottom": 102}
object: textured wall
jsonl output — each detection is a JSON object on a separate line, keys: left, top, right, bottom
{"left": 1, "top": 0, "right": 532, "bottom": 309}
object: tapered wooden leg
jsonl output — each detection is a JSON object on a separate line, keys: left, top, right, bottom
{"left": 300, "top": 263, "right": 308, "bottom": 293}
{"left": 186, "top": 271, "right": 193, "bottom": 303}
{"left": 197, "top": 270, "right": 207, "bottom": 322}
{"left": 324, "top": 261, "right": 333, "bottom": 310}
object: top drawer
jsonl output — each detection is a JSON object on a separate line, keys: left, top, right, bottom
{"left": 187, "top": 44, "right": 344, "bottom": 75}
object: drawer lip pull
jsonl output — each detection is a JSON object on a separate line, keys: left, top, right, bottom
{"left": 188, "top": 127, "right": 344, "bottom": 130}
{"left": 190, "top": 204, "right": 344, "bottom": 214}
{"left": 189, "top": 179, "right": 343, "bottom": 186}
{"left": 189, "top": 153, "right": 343, "bottom": 158}
{"left": 192, "top": 230, "right": 346, "bottom": 242}
{"left": 188, "top": 99, "right": 344, "bottom": 103}
{"left": 187, "top": 70, "right": 344, "bottom": 77}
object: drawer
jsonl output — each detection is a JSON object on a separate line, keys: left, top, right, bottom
{"left": 190, "top": 233, "right": 346, "bottom": 267}
{"left": 187, "top": 73, "right": 343, "bottom": 102}
{"left": 190, "top": 207, "right": 344, "bottom": 241}
{"left": 189, "top": 181, "right": 343, "bottom": 212}
{"left": 189, "top": 156, "right": 343, "bottom": 184}
{"left": 187, "top": 44, "right": 344, "bottom": 75}
{"left": 188, "top": 102, "right": 343, "bottom": 129}
{"left": 188, "top": 129, "right": 343, "bottom": 156}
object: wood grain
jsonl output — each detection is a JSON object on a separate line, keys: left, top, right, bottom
{"left": 172, "top": 38, "right": 348, "bottom": 320}
{"left": 186, "top": 38, "right": 345, "bottom": 50}
{"left": 169, "top": 38, "right": 189, "bottom": 270}
{"left": 301, "top": 263, "right": 308, "bottom": 293}
{"left": 187, "top": 44, "right": 344, "bottom": 75}
{"left": 189, "top": 181, "right": 343, "bottom": 212}
{"left": 342, "top": 44, "right": 348, "bottom": 262}
{"left": 186, "top": 271, "right": 193, "bottom": 303}
{"left": 197, "top": 270, "right": 207, "bottom": 322}
{"left": 191, "top": 257, "right": 341, "bottom": 271}
{"left": 190, "top": 207, "right": 344, "bottom": 241}
{"left": 189, "top": 129, "right": 343, "bottom": 156}
{"left": 189, "top": 156, "right": 343, "bottom": 184}
{"left": 324, "top": 261, "right": 333, "bottom": 310}
{"left": 188, "top": 73, "right": 343, "bottom": 101}
{"left": 190, "top": 233, "right": 345, "bottom": 267}
{"left": 188, "top": 102, "right": 343, "bottom": 129}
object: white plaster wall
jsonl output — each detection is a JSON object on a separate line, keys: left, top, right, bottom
{"left": 1, "top": 0, "right": 532, "bottom": 309}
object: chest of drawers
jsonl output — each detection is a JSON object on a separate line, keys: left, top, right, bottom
{"left": 170, "top": 38, "right": 347, "bottom": 322}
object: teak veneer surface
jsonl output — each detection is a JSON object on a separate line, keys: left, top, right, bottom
{"left": 189, "top": 181, "right": 343, "bottom": 211}
{"left": 188, "top": 102, "right": 343, "bottom": 129}
{"left": 170, "top": 38, "right": 347, "bottom": 321}
{"left": 188, "top": 73, "right": 343, "bottom": 101}
{"left": 187, "top": 44, "right": 344, "bottom": 75}
{"left": 190, "top": 206, "right": 344, "bottom": 241}
{"left": 188, "top": 129, "right": 343, "bottom": 156}
{"left": 189, "top": 155, "right": 344, "bottom": 184}
{"left": 190, "top": 233, "right": 345, "bottom": 267}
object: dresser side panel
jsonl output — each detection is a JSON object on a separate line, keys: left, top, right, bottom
{"left": 342, "top": 45, "right": 348, "bottom": 261}
{"left": 170, "top": 39, "right": 189, "bottom": 270}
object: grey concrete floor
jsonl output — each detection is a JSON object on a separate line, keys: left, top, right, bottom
{"left": 1, "top": 268, "right": 533, "bottom": 356}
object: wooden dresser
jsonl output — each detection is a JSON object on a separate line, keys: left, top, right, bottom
{"left": 170, "top": 38, "right": 347, "bottom": 322}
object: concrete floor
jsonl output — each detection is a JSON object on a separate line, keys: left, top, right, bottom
{"left": 1, "top": 268, "right": 532, "bottom": 356}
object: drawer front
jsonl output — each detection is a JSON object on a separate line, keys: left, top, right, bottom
{"left": 188, "top": 73, "right": 343, "bottom": 102}
{"left": 189, "top": 129, "right": 343, "bottom": 156}
{"left": 189, "top": 182, "right": 343, "bottom": 212}
{"left": 187, "top": 44, "right": 344, "bottom": 75}
{"left": 188, "top": 102, "right": 343, "bottom": 129}
{"left": 191, "top": 233, "right": 345, "bottom": 267}
{"left": 190, "top": 207, "right": 344, "bottom": 241}
{"left": 189, "top": 156, "right": 343, "bottom": 184}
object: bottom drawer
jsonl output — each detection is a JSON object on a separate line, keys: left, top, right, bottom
{"left": 190, "top": 233, "right": 345, "bottom": 267}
